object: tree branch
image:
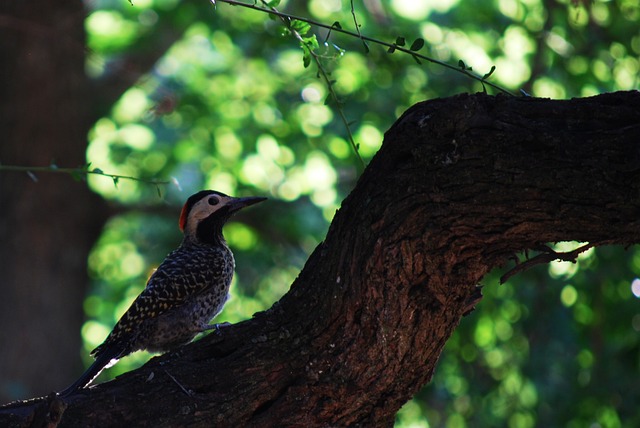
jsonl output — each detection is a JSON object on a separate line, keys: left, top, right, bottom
{"left": 499, "top": 242, "right": 600, "bottom": 284}
{"left": 2, "top": 91, "right": 640, "bottom": 427}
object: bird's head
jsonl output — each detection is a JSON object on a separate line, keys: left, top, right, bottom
{"left": 179, "top": 190, "right": 266, "bottom": 244}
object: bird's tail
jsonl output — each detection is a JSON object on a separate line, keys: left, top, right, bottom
{"left": 58, "top": 348, "right": 121, "bottom": 397}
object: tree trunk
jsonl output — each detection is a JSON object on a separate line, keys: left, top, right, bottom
{"left": 2, "top": 91, "right": 640, "bottom": 427}
{"left": 0, "top": 1, "right": 106, "bottom": 401}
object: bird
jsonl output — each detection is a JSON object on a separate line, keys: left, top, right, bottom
{"left": 59, "top": 190, "right": 266, "bottom": 396}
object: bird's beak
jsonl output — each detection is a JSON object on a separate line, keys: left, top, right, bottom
{"left": 229, "top": 196, "right": 267, "bottom": 212}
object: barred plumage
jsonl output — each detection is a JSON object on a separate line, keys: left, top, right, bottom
{"left": 60, "top": 190, "right": 265, "bottom": 396}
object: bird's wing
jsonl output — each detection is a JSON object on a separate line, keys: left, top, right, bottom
{"left": 92, "top": 246, "right": 232, "bottom": 356}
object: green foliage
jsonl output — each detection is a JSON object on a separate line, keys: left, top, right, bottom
{"left": 399, "top": 245, "right": 640, "bottom": 427}
{"left": 79, "top": 0, "right": 640, "bottom": 425}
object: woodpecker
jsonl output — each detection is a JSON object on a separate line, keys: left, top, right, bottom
{"left": 59, "top": 190, "right": 266, "bottom": 396}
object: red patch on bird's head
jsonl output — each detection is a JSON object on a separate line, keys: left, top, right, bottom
{"left": 179, "top": 202, "right": 189, "bottom": 232}
{"left": 178, "top": 190, "right": 228, "bottom": 232}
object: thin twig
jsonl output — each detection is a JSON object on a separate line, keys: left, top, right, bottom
{"left": 500, "top": 242, "right": 597, "bottom": 284}
{"left": 350, "top": 0, "right": 369, "bottom": 53}
{"left": 0, "top": 164, "right": 171, "bottom": 188}
{"left": 213, "top": 0, "right": 514, "bottom": 95}
{"left": 255, "top": 0, "right": 366, "bottom": 169}
{"left": 163, "top": 369, "right": 193, "bottom": 397}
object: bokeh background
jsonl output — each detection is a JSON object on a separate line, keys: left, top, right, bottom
{"left": 1, "top": 0, "right": 639, "bottom": 426}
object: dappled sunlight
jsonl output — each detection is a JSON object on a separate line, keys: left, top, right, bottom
{"left": 72, "top": 0, "right": 640, "bottom": 424}
{"left": 301, "top": 83, "right": 325, "bottom": 103}
{"left": 224, "top": 222, "right": 260, "bottom": 251}
{"left": 632, "top": 279, "right": 640, "bottom": 298}
{"left": 532, "top": 77, "right": 567, "bottom": 98}
{"left": 560, "top": 284, "right": 578, "bottom": 307}
{"left": 296, "top": 103, "right": 333, "bottom": 137}
{"left": 333, "top": 53, "right": 371, "bottom": 94}
{"left": 220, "top": 288, "right": 265, "bottom": 324}
{"left": 85, "top": 10, "right": 138, "bottom": 52}
{"left": 392, "top": 0, "right": 459, "bottom": 21}
{"left": 355, "top": 124, "right": 382, "bottom": 158}
{"left": 390, "top": 0, "right": 433, "bottom": 21}
{"left": 113, "top": 89, "right": 152, "bottom": 124}
{"left": 81, "top": 320, "right": 111, "bottom": 353}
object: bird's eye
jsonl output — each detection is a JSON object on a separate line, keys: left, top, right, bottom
{"left": 208, "top": 197, "right": 220, "bottom": 206}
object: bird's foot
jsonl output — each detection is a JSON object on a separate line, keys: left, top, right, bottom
{"left": 203, "top": 322, "right": 231, "bottom": 335}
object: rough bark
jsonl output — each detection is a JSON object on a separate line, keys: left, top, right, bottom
{"left": 0, "top": 1, "right": 107, "bottom": 401}
{"left": 2, "top": 91, "right": 640, "bottom": 427}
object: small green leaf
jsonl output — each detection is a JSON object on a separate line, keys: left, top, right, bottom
{"left": 482, "top": 65, "right": 496, "bottom": 79}
{"left": 458, "top": 59, "right": 466, "bottom": 70}
{"left": 331, "top": 21, "right": 342, "bottom": 30}
{"left": 303, "top": 52, "right": 311, "bottom": 68}
{"left": 303, "top": 34, "right": 319, "bottom": 51}
{"left": 410, "top": 38, "right": 425, "bottom": 51}
{"left": 265, "top": 0, "right": 281, "bottom": 6}
{"left": 387, "top": 45, "right": 396, "bottom": 54}
{"left": 112, "top": 177, "right": 119, "bottom": 188}
{"left": 412, "top": 54, "right": 422, "bottom": 65}
{"left": 395, "top": 37, "right": 406, "bottom": 47}
{"left": 92, "top": 168, "right": 103, "bottom": 175}
{"left": 291, "top": 20, "right": 311, "bottom": 35}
